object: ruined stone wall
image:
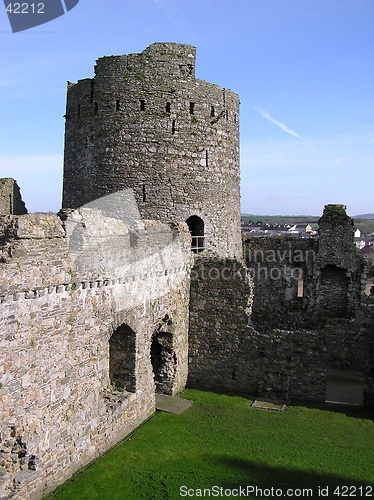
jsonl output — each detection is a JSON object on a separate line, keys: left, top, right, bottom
{"left": 0, "top": 179, "right": 27, "bottom": 216}
{"left": 188, "top": 255, "right": 373, "bottom": 403}
{"left": 189, "top": 206, "right": 373, "bottom": 406}
{"left": 0, "top": 212, "right": 192, "bottom": 499}
{"left": 63, "top": 43, "right": 242, "bottom": 259}
{"left": 244, "top": 206, "right": 367, "bottom": 329}
{"left": 188, "top": 256, "right": 253, "bottom": 391}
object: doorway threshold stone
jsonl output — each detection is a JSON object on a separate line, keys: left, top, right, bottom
{"left": 155, "top": 394, "right": 193, "bottom": 414}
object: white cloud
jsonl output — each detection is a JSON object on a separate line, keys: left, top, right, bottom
{"left": 254, "top": 107, "right": 314, "bottom": 149}
{"left": 332, "top": 157, "right": 351, "bottom": 165}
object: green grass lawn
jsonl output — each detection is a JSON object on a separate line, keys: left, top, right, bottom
{"left": 46, "top": 390, "right": 374, "bottom": 499}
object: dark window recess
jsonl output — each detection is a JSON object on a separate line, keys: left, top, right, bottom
{"left": 142, "top": 184, "right": 146, "bottom": 202}
{"left": 94, "top": 102, "right": 98, "bottom": 113}
{"left": 165, "top": 102, "right": 171, "bottom": 113}
{"left": 210, "top": 106, "right": 215, "bottom": 118}
{"left": 205, "top": 150, "right": 209, "bottom": 167}
{"left": 226, "top": 110, "right": 229, "bottom": 120}
{"left": 234, "top": 114, "right": 237, "bottom": 124}
{"left": 172, "top": 120, "right": 176, "bottom": 135}
{"left": 77, "top": 105, "right": 81, "bottom": 117}
{"left": 140, "top": 99, "right": 146, "bottom": 111}
{"left": 116, "top": 100, "right": 120, "bottom": 111}
{"left": 190, "top": 102, "right": 195, "bottom": 115}
{"left": 109, "top": 324, "right": 136, "bottom": 393}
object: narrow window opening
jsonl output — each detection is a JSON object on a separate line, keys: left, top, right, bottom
{"left": 9, "top": 194, "right": 13, "bottom": 214}
{"left": 226, "top": 110, "right": 229, "bottom": 120}
{"left": 142, "top": 184, "right": 146, "bottom": 202}
{"left": 297, "top": 269, "right": 304, "bottom": 298}
{"left": 94, "top": 102, "right": 98, "bottom": 113}
{"left": 116, "top": 100, "right": 120, "bottom": 111}
{"left": 205, "top": 150, "right": 209, "bottom": 168}
{"left": 210, "top": 106, "right": 215, "bottom": 118}
{"left": 234, "top": 114, "right": 237, "bottom": 124}
{"left": 172, "top": 120, "right": 176, "bottom": 135}
{"left": 140, "top": 99, "right": 146, "bottom": 111}
{"left": 190, "top": 102, "right": 195, "bottom": 115}
{"left": 186, "top": 215, "right": 204, "bottom": 253}
{"left": 77, "top": 104, "right": 81, "bottom": 117}
{"left": 165, "top": 102, "right": 171, "bottom": 114}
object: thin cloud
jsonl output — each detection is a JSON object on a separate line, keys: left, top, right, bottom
{"left": 332, "top": 158, "right": 351, "bottom": 165}
{"left": 152, "top": 0, "right": 195, "bottom": 40}
{"left": 255, "top": 107, "right": 314, "bottom": 148}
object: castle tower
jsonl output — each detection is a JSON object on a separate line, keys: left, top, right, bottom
{"left": 63, "top": 42, "right": 241, "bottom": 258}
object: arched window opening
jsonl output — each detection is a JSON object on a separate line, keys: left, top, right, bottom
{"left": 109, "top": 324, "right": 136, "bottom": 393}
{"left": 186, "top": 215, "right": 204, "bottom": 253}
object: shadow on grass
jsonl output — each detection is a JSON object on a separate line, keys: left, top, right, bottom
{"left": 290, "top": 400, "right": 374, "bottom": 422}
{"left": 187, "top": 387, "right": 374, "bottom": 423}
{"left": 211, "top": 456, "right": 373, "bottom": 494}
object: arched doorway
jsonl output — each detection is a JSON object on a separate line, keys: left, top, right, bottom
{"left": 151, "top": 316, "right": 176, "bottom": 394}
{"left": 186, "top": 215, "right": 204, "bottom": 253}
{"left": 109, "top": 324, "right": 136, "bottom": 393}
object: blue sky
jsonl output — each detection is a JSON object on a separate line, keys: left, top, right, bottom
{"left": 1, "top": 0, "right": 373, "bottom": 215}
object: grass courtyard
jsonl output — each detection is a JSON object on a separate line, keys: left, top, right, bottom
{"left": 48, "top": 390, "right": 374, "bottom": 499}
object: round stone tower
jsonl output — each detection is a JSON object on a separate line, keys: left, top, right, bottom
{"left": 63, "top": 42, "right": 241, "bottom": 258}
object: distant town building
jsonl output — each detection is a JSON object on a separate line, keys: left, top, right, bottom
{"left": 241, "top": 220, "right": 316, "bottom": 238}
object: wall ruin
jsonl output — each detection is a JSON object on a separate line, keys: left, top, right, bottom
{"left": 0, "top": 211, "right": 192, "bottom": 499}
{"left": 0, "top": 179, "right": 27, "bottom": 216}
{"left": 188, "top": 205, "right": 374, "bottom": 406}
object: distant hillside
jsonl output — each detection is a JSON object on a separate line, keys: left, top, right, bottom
{"left": 354, "top": 214, "right": 374, "bottom": 219}
{"left": 241, "top": 214, "right": 319, "bottom": 223}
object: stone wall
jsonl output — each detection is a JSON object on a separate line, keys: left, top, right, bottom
{"left": 0, "top": 179, "right": 27, "bottom": 216}
{"left": 63, "top": 43, "right": 242, "bottom": 259}
{"left": 188, "top": 256, "right": 253, "bottom": 391}
{"left": 188, "top": 206, "right": 373, "bottom": 406}
{"left": 0, "top": 211, "right": 192, "bottom": 499}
